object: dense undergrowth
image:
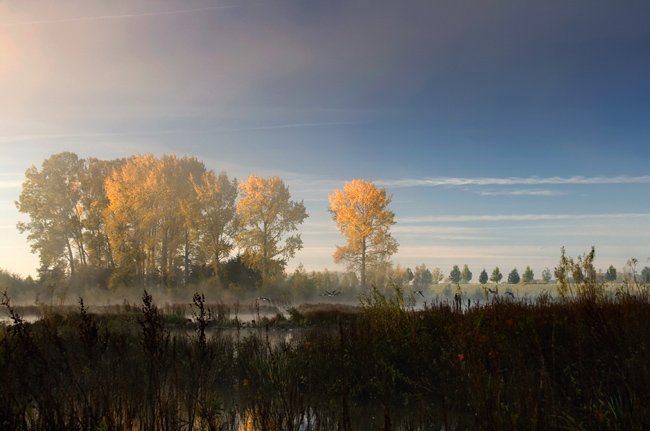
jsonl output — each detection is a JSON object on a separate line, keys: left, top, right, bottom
{"left": 1, "top": 284, "right": 649, "bottom": 430}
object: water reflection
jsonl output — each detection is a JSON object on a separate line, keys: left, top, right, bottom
{"left": 206, "top": 326, "right": 301, "bottom": 347}
{"left": 0, "top": 313, "right": 40, "bottom": 324}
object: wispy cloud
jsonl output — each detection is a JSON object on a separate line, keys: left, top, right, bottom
{"left": 396, "top": 245, "right": 558, "bottom": 260}
{"left": 375, "top": 175, "right": 650, "bottom": 188}
{"left": 222, "top": 121, "right": 364, "bottom": 132}
{"left": 1, "top": 4, "right": 241, "bottom": 27}
{"left": 392, "top": 226, "right": 481, "bottom": 234}
{"left": 477, "top": 189, "right": 564, "bottom": 197}
{"left": 400, "top": 213, "right": 650, "bottom": 223}
{"left": 284, "top": 174, "right": 650, "bottom": 200}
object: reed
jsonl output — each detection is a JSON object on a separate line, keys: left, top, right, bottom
{"left": 1, "top": 284, "right": 649, "bottom": 430}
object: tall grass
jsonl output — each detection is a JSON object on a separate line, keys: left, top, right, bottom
{"left": 1, "top": 281, "right": 649, "bottom": 430}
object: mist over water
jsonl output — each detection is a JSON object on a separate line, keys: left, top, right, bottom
{"left": 1, "top": 1, "right": 649, "bottom": 427}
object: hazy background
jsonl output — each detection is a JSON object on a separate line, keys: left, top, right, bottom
{"left": 2, "top": 0, "right": 649, "bottom": 278}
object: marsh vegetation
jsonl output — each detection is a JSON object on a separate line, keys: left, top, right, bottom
{"left": 7, "top": 152, "right": 650, "bottom": 429}
{"left": 2, "top": 273, "right": 650, "bottom": 430}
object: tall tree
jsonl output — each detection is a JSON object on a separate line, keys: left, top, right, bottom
{"left": 193, "top": 171, "right": 238, "bottom": 280}
{"left": 79, "top": 157, "right": 123, "bottom": 270}
{"left": 641, "top": 267, "right": 650, "bottom": 284}
{"left": 522, "top": 266, "right": 534, "bottom": 283}
{"left": 490, "top": 267, "right": 503, "bottom": 285}
{"left": 479, "top": 269, "right": 488, "bottom": 285}
{"left": 541, "top": 267, "right": 552, "bottom": 283}
{"left": 328, "top": 179, "right": 398, "bottom": 288}
{"left": 154, "top": 155, "right": 207, "bottom": 285}
{"left": 105, "top": 154, "right": 160, "bottom": 285}
{"left": 461, "top": 264, "right": 473, "bottom": 283}
{"left": 16, "top": 152, "right": 86, "bottom": 277}
{"left": 236, "top": 175, "right": 307, "bottom": 283}
{"left": 431, "top": 268, "right": 445, "bottom": 284}
{"left": 605, "top": 265, "right": 617, "bottom": 282}
{"left": 413, "top": 264, "right": 433, "bottom": 289}
{"left": 449, "top": 265, "right": 461, "bottom": 284}
{"left": 508, "top": 268, "right": 520, "bottom": 284}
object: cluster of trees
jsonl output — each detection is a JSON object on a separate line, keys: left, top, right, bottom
{"left": 602, "top": 262, "right": 650, "bottom": 284}
{"left": 15, "top": 153, "right": 648, "bottom": 295}
{"left": 553, "top": 250, "right": 650, "bottom": 286}
{"left": 16, "top": 154, "right": 401, "bottom": 292}
{"left": 443, "top": 263, "right": 638, "bottom": 288}
{"left": 423, "top": 264, "right": 550, "bottom": 286}
{"left": 17, "top": 153, "right": 307, "bottom": 288}
{"left": 407, "top": 262, "right": 650, "bottom": 288}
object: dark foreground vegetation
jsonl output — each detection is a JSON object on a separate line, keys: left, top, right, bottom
{"left": 1, "top": 283, "right": 650, "bottom": 431}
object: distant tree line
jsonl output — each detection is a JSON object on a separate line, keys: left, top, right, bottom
{"left": 14, "top": 152, "right": 647, "bottom": 296}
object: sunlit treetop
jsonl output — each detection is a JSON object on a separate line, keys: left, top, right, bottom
{"left": 328, "top": 179, "right": 398, "bottom": 288}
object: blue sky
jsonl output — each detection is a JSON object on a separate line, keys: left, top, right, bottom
{"left": 1, "top": 0, "right": 649, "bottom": 278}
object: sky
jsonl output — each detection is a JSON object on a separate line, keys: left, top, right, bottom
{"left": 1, "top": 0, "right": 649, "bottom": 279}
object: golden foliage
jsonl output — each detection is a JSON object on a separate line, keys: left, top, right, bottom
{"left": 328, "top": 179, "right": 398, "bottom": 286}
{"left": 193, "top": 171, "right": 238, "bottom": 275}
{"left": 236, "top": 175, "right": 307, "bottom": 281}
{"left": 104, "top": 154, "right": 208, "bottom": 286}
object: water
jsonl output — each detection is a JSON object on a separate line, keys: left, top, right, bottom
{"left": 0, "top": 313, "right": 40, "bottom": 325}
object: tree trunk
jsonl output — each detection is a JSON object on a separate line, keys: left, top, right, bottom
{"left": 161, "top": 232, "right": 168, "bottom": 287}
{"left": 262, "top": 221, "right": 268, "bottom": 283}
{"left": 212, "top": 255, "right": 220, "bottom": 281}
{"left": 361, "top": 239, "right": 366, "bottom": 289}
{"left": 66, "top": 238, "right": 76, "bottom": 277}
{"left": 77, "top": 237, "right": 87, "bottom": 267}
{"left": 106, "top": 234, "right": 115, "bottom": 269}
{"left": 184, "top": 230, "right": 190, "bottom": 286}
